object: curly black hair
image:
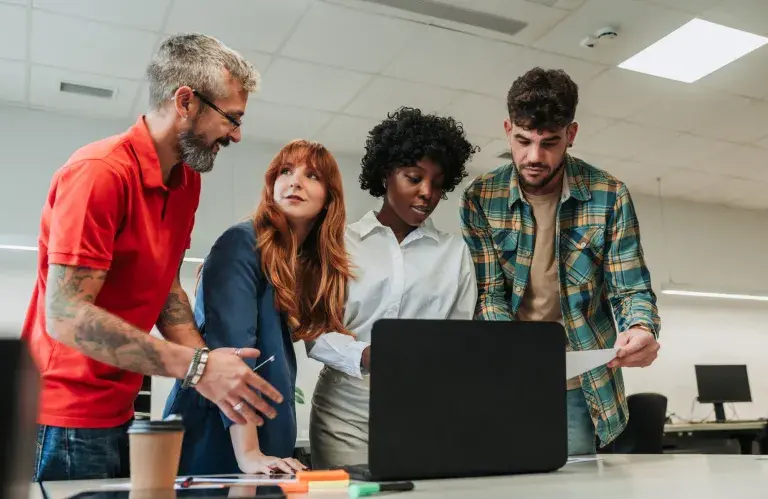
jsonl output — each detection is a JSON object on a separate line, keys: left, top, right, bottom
{"left": 507, "top": 67, "right": 578, "bottom": 131}
{"left": 359, "top": 107, "right": 478, "bottom": 198}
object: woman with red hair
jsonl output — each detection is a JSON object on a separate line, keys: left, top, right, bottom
{"left": 164, "top": 139, "right": 352, "bottom": 475}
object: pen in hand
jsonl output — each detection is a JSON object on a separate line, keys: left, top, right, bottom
{"left": 253, "top": 355, "right": 275, "bottom": 372}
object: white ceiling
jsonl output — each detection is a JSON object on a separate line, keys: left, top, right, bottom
{"left": 1, "top": 0, "right": 768, "bottom": 209}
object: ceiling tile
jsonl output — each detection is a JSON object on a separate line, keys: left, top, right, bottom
{"left": 467, "top": 134, "right": 496, "bottom": 151}
{"left": 441, "top": 93, "right": 507, "bottom": 139}
{"left": 698, "top": 45, "right": 768, "bottom": 100}
{"left": 472, "top": 46, "right": 607, "bottom": 98}
{"left": 683, "top": 97, "right": 768, "bottom": 143}
{"left": 31, "top": 10, "right": 156, "bottom": 79}
{"left": 532, "top": 0, "right": 692, "bottom": 65}
{"left": 701, "top": 0, "right": 768, "bottom": 37}
{"left": 477, "top": 138, "right": 510, "bottom": 159}
{"left": 132, "top": 83, "right": 149, "bottom": 115}
{"left": 382, "top": 25, "right": 512, "bottom": 91}
{"left": 280, "top": 2, "right": 419, "bottom": 73}
{"left": 642, "top": 0, "right": 720, "bottom": 14}
{"left": 433, "top": 0, "right": 571, "bottom": 44}
{"left": 712, "top": 100, "right": 768, "bottom": 143}
{"left": 628, "top": 86, "right": 752, "bottom": 134}
{"left": 164, "top": 0, "right": 310, "bottom": 54}
{"left": 343, "top": 77, "right": 462, "bottom": 120}
{"left": 579, "top": 68, "right": 686, "bottom": 119}
{"left": 574, "top": 121, "right": 677, "bottom": 159}
{"left": 313, "top": 115, "right": 379, "bottom": 155}
{"left": 0, "top": 4, "right": 27, "bottom": 61}
{"left": 29, "top": 65, "right": 141, "bottom": 118}
{"left": 0, "top": 59, "right": 27, "bottom": 104}
{"left": 32, "top": 0, "right": 172, "bottom": 31}
{"left": 574, "top": 113, "right": 615, "bottom": 138}
{"left": 258, "top": 58, "right": 370, "bottom": 112}
{"left": 231, "top": 49, "right": 273, "bottom": 77}
{"left": 711, "top": 145, "right": 768, "bottom": 182}
{"left": 629, "top": 133, "right": 738, "bottom": 169}
{"left": 240, "top": 100, "right": 333, "bottom": 144}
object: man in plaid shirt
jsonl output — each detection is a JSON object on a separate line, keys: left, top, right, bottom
{"left": 460, "top": 68, "right": 661, "bottom": 454}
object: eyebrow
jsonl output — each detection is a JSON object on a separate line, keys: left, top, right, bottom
{"left": 514, "top": 133, "right": 562, "bottom": 142}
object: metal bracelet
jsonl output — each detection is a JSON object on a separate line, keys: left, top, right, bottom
{"left": 188, "top": 348, "right": 210, "bottom": 387}
{"left": 181, "top": 348, "right": 206, "bottom": 389}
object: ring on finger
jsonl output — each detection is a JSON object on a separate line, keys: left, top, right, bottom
{"left": 233, "top": 402, "right": 244, "bottom": 412}
{"left": 235, "top": 348, "right": 243, "bottom": 358}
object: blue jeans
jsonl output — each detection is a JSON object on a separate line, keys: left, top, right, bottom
{"left": 567, "top": 388, "right": 597, "bottom": 456}
{"left": 33, "top": 421, "right": 131, "bottom": 481}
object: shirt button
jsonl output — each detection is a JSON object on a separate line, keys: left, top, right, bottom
{"left": 578, "top": 242, "right": 587, "bottom": 249}
{"left": 515, "top": 286, "right": 523, "bottom": 293}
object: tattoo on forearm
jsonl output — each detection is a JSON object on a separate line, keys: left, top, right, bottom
{"left": 47, "top": 265, "right": 105, "bottom": 318}
{"left": 46, "top": 264, "right": 169, "bottom": 376}
{"left": 75, "top": 308, "right": 166, "bottom": 375}
{"left": 158, "top": 292, "right": 195, "bottom": 328}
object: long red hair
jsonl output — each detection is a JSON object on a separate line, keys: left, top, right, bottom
{"left": 252, "top": 139, "right": 353, "bottom": 342}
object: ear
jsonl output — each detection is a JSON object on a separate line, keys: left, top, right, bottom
{"left": 173, "top": 86, "right": 196, "bottom": 119}
{"left": 566, "top": 121, "right": 579, "bottom": 148}
{"left": 503, "top": 117, "right": 513, "bottom": 138}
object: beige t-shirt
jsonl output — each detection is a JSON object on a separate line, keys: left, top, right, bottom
{"left": 516, "top": 189, "right": 581, "bottom": 390}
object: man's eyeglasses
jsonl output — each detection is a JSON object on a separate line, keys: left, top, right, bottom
{"left": 193, "top": 89, "right": 242, "bottom": 130}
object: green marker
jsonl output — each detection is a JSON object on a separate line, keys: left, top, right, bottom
{"left": 349, "top": 481, "right": 414, "bottom": 498}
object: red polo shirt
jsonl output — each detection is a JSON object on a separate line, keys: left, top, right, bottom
{"left": 22, "top": 116, "right": 201, "bottom": 428}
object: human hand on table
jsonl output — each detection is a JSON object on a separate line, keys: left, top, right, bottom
{"left": 240, "top": 453, "right": 307, "bottom": 474}
{"left": 607, "top": 327, "right": 660, "bottom": 369}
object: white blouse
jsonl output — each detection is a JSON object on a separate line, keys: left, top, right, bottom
{"left": 306, "top": 210, "right": 477, "bottom": 378}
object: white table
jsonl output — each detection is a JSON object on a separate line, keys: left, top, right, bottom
{"left": 40, "top": 455, "right": 768, "bottom": 499}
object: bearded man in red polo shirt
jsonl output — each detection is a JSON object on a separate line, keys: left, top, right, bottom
{"left": 24, "top": 33, "right": 284, "bottom": 481}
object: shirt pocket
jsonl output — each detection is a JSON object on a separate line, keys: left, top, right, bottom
{"left": 490, "top": 228, "right": 519, "bottom": 281}
{"left": 560, "top": 225, "right": 605, "bottom": 286}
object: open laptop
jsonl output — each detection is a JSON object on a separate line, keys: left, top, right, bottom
{"left": 344, "top": 319, "right": 568, "bottom": 481}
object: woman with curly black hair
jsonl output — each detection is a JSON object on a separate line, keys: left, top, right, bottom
{"left": 306, "top": 107, "right": 479, "bottom": 469}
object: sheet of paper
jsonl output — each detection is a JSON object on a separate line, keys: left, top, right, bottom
{"left": 566, "top": 455, "right": 603, "bottom": 464}
{"left": 566, "top": 348, "right": 619, "bottom": 379}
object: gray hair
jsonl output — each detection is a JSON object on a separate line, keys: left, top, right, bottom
{"left": 146, "top": 33, "right": 260, "bottom": 109}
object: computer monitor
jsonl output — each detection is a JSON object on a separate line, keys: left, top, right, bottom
{"left": 694, "top": 364, "right": 751, "bottom": 422}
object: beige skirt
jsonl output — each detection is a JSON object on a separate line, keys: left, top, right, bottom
{"left": 309, "top": 366, "right": 371, "bottom": 469}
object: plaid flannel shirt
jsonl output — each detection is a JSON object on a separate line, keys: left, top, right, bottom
{"left": 459, "top": 155, "right": 660, "bottom": 446}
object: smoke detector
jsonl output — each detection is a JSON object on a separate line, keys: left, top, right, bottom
{"left": 580, "top": 26, "right": 619, "bottom": 48}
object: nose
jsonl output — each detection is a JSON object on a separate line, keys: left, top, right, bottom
{"left": 230, "top": 127, "right": 242, "bottom": 143}
{"left": 527, "top": 144, "right": 542, "bottom": 164}
{"left": 418, "top": 182, "right": 433, "bottom": 200}
{"left": 290, "top": 175, "right": 304, "bottom": 189}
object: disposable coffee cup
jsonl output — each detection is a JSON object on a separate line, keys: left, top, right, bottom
{"left": 128, "top": 418, "right": 184, "bottom": 490}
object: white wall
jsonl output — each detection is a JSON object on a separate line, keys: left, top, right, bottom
{"left": 1, "top": 105, "right": 767, "bottom": 440}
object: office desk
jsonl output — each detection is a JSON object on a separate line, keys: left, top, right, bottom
{"left": 41, "top": 454, "right": 768, "bottom": 499}
{"left": 664, "top": 421, "right": 767, "bottom": 454}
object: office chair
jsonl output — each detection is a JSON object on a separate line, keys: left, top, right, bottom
{"left": 600, "top": 392, "right": 668, "bottom": 454}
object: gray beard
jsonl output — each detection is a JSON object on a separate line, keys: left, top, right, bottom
{"left": 178, "top": 129, "right": 217, "bottom": 173}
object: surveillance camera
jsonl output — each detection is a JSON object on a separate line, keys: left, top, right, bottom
{"left": 595, "top": 26, "right": 618, "bottom": 39}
